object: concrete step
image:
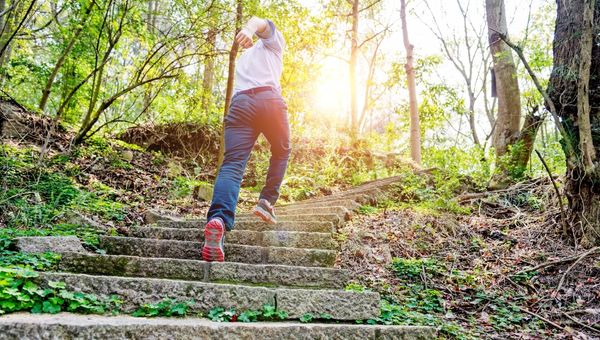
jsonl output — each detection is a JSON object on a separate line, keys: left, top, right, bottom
{"left": 0, "top": 313, "right": 437, "bottom": 339}
{"left": 99, "top": 236, "right": 336, "bottom": 268}
{"left": 34, "top": 272, "right": 381, "bottom": 320}
{"left": 57, "top": 252, "right": 348, "bottom": 289}
{"left": 129, "top": 227, "right": 338, "bottom": 250}
{"left": 279, "top": 199, "right": 361, "bottom": 211}
{"left": 272, "top": 205, "right": 352, "bottom": 217}
{"left": 235, "top": 213, "right": 343, "bottom": 226}
{"left": 156, "top": 220, "right": 335, "bottom": 233}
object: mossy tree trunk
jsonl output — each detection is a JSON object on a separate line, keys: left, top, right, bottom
{"left": 548, "top": 0, "right": 600, "bottom": 246}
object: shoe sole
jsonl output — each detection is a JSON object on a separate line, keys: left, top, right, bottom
{"left": 254, "top": 206, "right": 277, "bottom": 224}
{"left": 201, "top": 220, "right": 225, "bottom": 262}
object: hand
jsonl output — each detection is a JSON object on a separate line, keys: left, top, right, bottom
{"left": 236, "top": 28, "right": 254, "bottom": 48}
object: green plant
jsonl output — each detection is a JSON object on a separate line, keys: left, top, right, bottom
{"left": 207, "top": 304, "right": 288, "bottom": 323}
{"left": 132, "top": 299, "right": 194, "bottom": 317}
{"left": 0, "top": 267, "right": 114, "bottom": 315}
{"left": 357, "top": 205, "right": 378, "bottom": 215}
{"left": 391, "top": 257, "right": 444, "bottom": 281}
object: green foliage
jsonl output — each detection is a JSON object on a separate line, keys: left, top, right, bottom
{"left": 0, "top": 250, "right": 61, "bottom": 271}
{"left": 344, "top": 282, "right": 369, "bottom": 292}
{"left": 367, "top": 300, "right": 473, "bottom": 339}
{"left": 357, "top": 205, "right": 378, "bottom": 215}
{"left": 132, "top": 299, "right": 194, "bottom": 317}
{"left": 0, "top": 267, "right": 115, "bottom": 315}
{"left": 0, "top": 145, "right": 125, "bottom": 228}
{"left": 391, "top": 257, "right": 444, "bottom": 281}
{"left": 207, "top": 304, "right": 288, "bottom": 323}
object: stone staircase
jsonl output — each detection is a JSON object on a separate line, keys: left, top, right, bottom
{"left": 0, "top": 177, "right": 437, "bottom": 339}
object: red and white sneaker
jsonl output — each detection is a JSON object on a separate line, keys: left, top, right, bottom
{"left": 201, "top": 218, "right": 225, "bottom": 262}
{"left": 254, "top": 199, "right": 277, "bottom": 224}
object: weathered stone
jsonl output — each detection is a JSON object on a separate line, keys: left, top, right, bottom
{"left": 99, "top": 237, "right": 336, "bottom": 267}
{"left": 279, "top": 199, "right": 361, "bottom": 211}
{"left": 193, "top": 183, "right": 213, "bottom": 202}
{"left": 62, "top": 212, "right": 107, "bottom": 230}
{"left": 130, "top": 227, "right": 338, "bottom": 250}
{"left": 15, "top": 236, "right": 86, "bottom": 254}
{"left": 144, "top": 209, "right": 183, "bottom": 224}
{"left": 0, "top": 313, "right": 437, "bottom": 340}
{"left": 57, "top": 253, "right": 347, "bottom": 288}
{"left": 156, "top": 220, "right": 335, "bottom": 233}
{"left": 276, "top": 288, "right": 380, "bottom": 320}
{"left": 35, "top": 272, "right": 381, "bottom": 319}
{"left": 273, "top": 206, "right": 352, "bottom": 219}
{"left": 36, "top": 272, "right": 274, "bottom": 314}
{"left": 208, "top": 261, "right": 348, "bottom": 289}
{"left": 235, "top": 213, "right": 343, "bottom": 227}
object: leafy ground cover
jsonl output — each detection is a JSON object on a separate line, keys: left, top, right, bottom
{"left": 339, "top": 182, "right": 600, "bottom": 338}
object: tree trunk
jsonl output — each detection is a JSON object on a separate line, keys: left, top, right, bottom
{"left": 548, "top": 0, "right": 600, "bottom": 246}
{"left": 0, "top": 0, "right": 36, "bottom": 63}
{"left": 39, "top": 0, "right": 95, "bottom": 112}
{"left": 467, "top": 91, "right": 481, "bottom": 146}
{"left": 400, "top": 0, "right": 421, "bottom": 164}
{"left": 349, "top": 0, "right": 359, "bottom": 141}
{"left": 485, "top": 0, "right": 521, "bottom": 157}
{"left": 142, "top": 0, "right": 157, "bottom": 112}
{"left": 218, "top": 0, "right": 242, "bottom": 167}
{"left": 201, "top": 28, "right": 216, "bottom": 112}
{"left": 223, "top": 0, "right": 242, "bottom": 118}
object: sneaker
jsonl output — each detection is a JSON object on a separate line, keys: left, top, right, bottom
{"left": 201, "top": 218, "right": 225, "bottom": 262}
{"left": 254, "top": 199, "right": 277, "bottom": 224}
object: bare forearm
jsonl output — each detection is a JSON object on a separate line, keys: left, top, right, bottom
{"left": 236, "top": 16, "right": 271, "bottom": 48}
{"left": 245, "top": 17, "right": 269, "bottom": 37}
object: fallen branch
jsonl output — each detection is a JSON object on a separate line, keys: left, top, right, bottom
{"left": 518, "top": 307, "right": 565, "bottom": 332}
{"left": 513, "top": 247, "right": 600, "bottom": 276}
{"left": 555, "top": 246, "right": 600, "bottom": 294}
{"left": 562, "top": 311, "right": 600, "bottom": 335}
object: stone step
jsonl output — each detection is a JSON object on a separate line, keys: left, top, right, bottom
{"left": 34, "top": 272, "right": 381, "bottom": 320}
{"left": 99, "top": 236, "right": 336, "bottom": 268}
{"left": 156, "top": 220, "right": 335, "bottom": 233}
{"left": 0, "top": 313, "right": 437, "bottom": 339}
{"left": 57, "top": 252, "right": 348, "bottom": 289}
{"left": 273, "top": 205, "right": 352, "bottom": 217}
{"left": 235, "top": 213, "right": 343, "bottom": 226}
{"left": 279, "top": 199, "right": 361, "bottom": 211}
{"left": 129, "top": 227, "right": 338, "bottom": 250}
{"left": 164, "top": 213, "right": 343, "bottom": 227}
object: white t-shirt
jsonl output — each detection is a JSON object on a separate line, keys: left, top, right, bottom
{"left": 233, "top": 20, "right": 285, "bottom": 94}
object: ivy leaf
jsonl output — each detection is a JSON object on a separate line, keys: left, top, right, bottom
{"left": 22, "top": 281, "right": 38, "bottom": 294}
{"left": 42, "top": 300, "right": 61, "bottom": 314}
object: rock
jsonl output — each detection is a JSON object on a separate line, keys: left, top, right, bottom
{"left": 193, "top": 183, "right": 214, "bottom": 202}
{"left": 143, "top": 209, "right": 183, "bottom": 224}
{"left": 15, "top": 236, "right": 86, "bottom": 253}
{"left": 63, "top": 211, "right": 107, "bottom": 230}
{"left": 120, "top": 150, "right": 133, "bottom": 162}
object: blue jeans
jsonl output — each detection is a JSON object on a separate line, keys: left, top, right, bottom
{"left": 207, "top": 88, "right": 291, "bottom": 230}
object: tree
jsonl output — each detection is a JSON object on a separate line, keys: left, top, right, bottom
{"left": 485, "top": 0, "right": 521, "bottom": 157}
{"left": 422, "top": 0, "right": 495, "bottom": 147}
{"left": 38, "top": 0, "right": 96, "bottom": 112}
{"left": 485, "top": 0, "right": 544, "bottom": 189}
{"left": 349, "top": 0, "right": 359, "bottom": 141}
{"left": 400, "top": 0, "right": 421, "bottom": 164}
{"left": 0, "top": 0, "right": 37, "bottom": 67}
{"left": 547, "top": 0, "right": 600, "bottom": 246}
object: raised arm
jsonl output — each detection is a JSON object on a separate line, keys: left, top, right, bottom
{"left": 236, "top": 17, "right": 271, "bottom": 48}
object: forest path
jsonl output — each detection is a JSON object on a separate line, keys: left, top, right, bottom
{"left": 0, "top": 176, "right": 437, "bottom": 339}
